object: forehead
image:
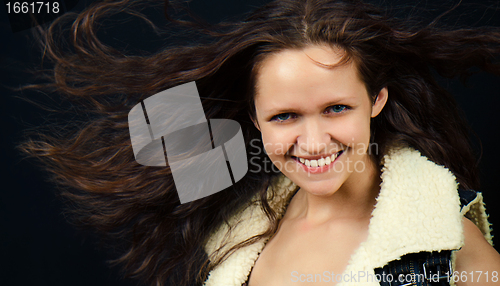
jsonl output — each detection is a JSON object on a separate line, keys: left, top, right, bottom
{"left": 254, "top": 45, "right": 367, "bottom": 113}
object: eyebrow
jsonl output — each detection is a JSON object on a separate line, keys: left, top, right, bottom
{"left": 262, "top": 98, "right": 357, "bottom": 116}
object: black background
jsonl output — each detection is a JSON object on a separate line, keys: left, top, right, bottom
{"left": 1, "top": 0, "right": 499, "bottom": 286}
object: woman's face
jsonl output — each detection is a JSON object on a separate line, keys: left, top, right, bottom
{"left": 253, "top": 45, "right": 387, "bottom": 196}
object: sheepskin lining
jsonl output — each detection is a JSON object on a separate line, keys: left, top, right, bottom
{"left": 203, "top": 147, "right": 492, "bottom": 286}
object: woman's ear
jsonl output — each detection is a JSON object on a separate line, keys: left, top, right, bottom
{"left": 371, "top": 87, "right": 388, "bottom": 118}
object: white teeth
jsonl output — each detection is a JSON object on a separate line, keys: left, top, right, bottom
{"left": 325, "top": 156, "right": 331, "bottom": 165}
{"left": 296, "top": 151, "right": 343, "bottom": 168}
{"left": 310, "top": 160, "right": 318, "bottom": 167}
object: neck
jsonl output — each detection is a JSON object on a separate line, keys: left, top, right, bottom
{"left": 287, "top": 154, "right": 381, "bottom": 225}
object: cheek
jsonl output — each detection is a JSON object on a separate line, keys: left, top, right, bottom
{"left": 329, "top": 115, "right": 372, "bottom": 146}
{"left": 260, "top": 127, "right": 294, "bottom": 158}
{"left": 346, "top": 119, "right": 372, "bottom": 154}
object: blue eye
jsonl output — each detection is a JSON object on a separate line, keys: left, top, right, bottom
{"left": 271, "top": 113, "right": 295, "bottom": 122}
{"left": 326, "top": 105, "right": 348, "bottom": 114}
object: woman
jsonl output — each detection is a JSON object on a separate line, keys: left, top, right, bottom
{"left": 20, "top": 0, "right": 500, "bottom": 285}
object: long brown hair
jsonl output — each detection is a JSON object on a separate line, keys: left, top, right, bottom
{"left": 19, "top": 0, "right": 500, "bottom": 285}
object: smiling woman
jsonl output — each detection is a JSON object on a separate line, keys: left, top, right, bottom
{"left": 16, "top": 0, "right": 500, "bottom": 286}
{"left": 253, "top": 46, "right": 386, "bottom": 197}
{"left": 249, "top": 47, "right": 386, "bottom": 285}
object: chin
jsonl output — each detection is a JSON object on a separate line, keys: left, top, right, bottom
{"left": 289, "top": 175, "right": 344, "bottom": 197}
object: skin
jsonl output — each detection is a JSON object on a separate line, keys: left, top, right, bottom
{"left": 248, "top": 45, "right": 500, "bottom": 285}
{"left": 455, "top": 217, "right": 500, "bottom": 285}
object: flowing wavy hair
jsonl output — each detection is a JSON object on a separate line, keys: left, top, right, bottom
{"left": 19, "top": 0, "right": 500, "bottom": 285}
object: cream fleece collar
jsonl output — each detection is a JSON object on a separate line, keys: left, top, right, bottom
{"left": 203, "top": 147, "right": 468, "bottom": 286}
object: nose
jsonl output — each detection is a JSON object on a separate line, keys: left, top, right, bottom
{"left": 296, "top": 118, "right": 331, "bottom": 154}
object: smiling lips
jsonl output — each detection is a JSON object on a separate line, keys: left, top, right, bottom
{"left": 291, "top": 150, "right": 345, "bottom": 171}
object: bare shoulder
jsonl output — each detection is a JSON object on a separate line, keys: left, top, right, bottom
{"left": 454, "top": 217, "right": 500, "bottom": 285}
